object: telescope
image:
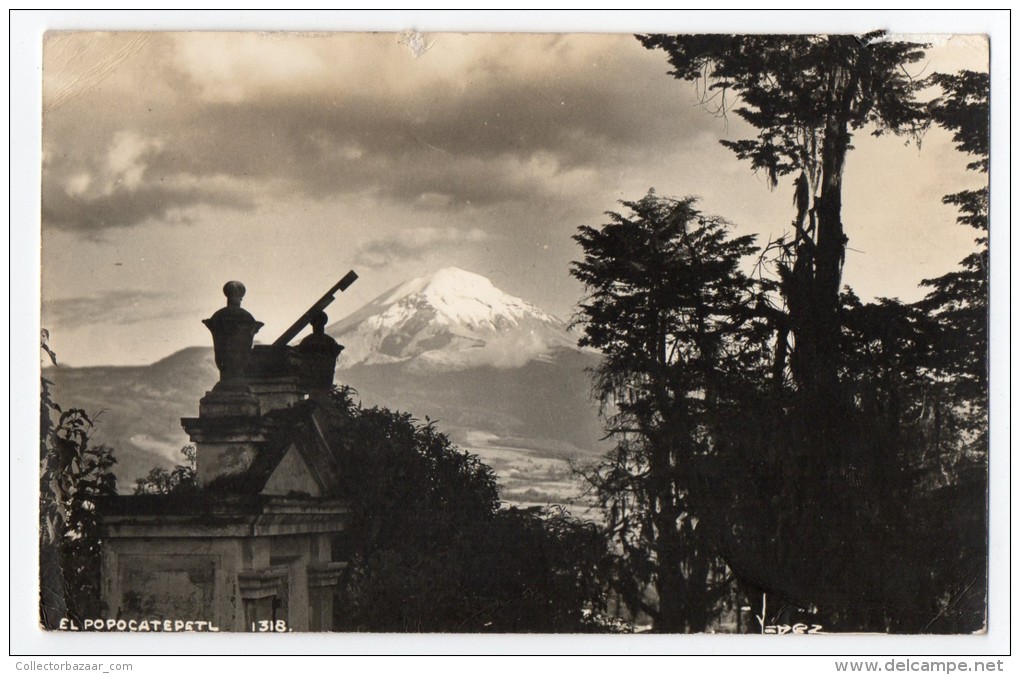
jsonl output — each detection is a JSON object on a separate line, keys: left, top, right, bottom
{"left": 272, "top": 270, "right": 358, "bottom": 346}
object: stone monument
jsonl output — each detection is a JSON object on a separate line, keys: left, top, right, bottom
{"left": 99, "top": 278, "right": 356, "bottom": 632}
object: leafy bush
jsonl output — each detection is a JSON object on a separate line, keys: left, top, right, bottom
{"left": 134, "top": 445, "right": 197, "bottom": 495}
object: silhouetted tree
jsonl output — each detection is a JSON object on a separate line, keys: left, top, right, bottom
{"left": 571, "top": 192, "right": 771, "bottom": 632}
{"left": 907, "top": 69, "right": 989, "bottom": 632}
{"left": 918, "top": 70, "right": 989, "bottom": 452}
{"left": 721, "top": 69, "right": 989, "bottom": 631}
{"left": 638, "top": 31, "right": 928, "bottom": 410}
{"left": 632, "top": 35, "right": 994, "bottom": 631}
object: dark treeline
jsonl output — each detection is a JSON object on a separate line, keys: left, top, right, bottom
{"left": 569, "top": 33, "right": 989, "bottom": 633}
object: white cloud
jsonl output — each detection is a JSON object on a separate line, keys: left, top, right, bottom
{"left": 65, "top": 172, "right": 91, "bottom": 197}
{"left": 168, "top": 32, "right": 636, "bottom": 105}
{"left": 354, "top": 226, "right": 491, "bottom": 268}
{"left": 104, "top": 131, "right": 163, "bottom": 191}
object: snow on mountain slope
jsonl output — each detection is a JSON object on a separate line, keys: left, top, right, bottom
{"left": 327, "top": 267, "right": 582, "bottom": 371}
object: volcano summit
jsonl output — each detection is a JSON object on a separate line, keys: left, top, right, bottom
{"left": 328, "top": 267, "right": 580, "bottom": 372}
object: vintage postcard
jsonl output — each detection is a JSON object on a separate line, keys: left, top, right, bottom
{"left": 28, "top": 20, "right": 996, "bottom": 649}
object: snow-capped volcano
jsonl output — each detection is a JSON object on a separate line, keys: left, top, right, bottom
{"left": 327, "top": 267, "right": 579, "bottom": 371}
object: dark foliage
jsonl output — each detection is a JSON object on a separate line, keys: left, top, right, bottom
{"left": 321, "top": 386, "right": 614, "bottom": 632}
{"left": 919, "top": 69, "right": 989, "bottom": 422}
{"left": 638, "top": 31, "right": 928, "bottom": 402}
{"left": 571, "top": 192, "right": 771, "bottom": 631}
{"left": 926, "top": 71, "right": 989, "bottom": 173}
{"left": 623, "top": 35, "right": 988, "bottom": 633}
{"left": 908, "top": 69, "right": 990, "bottom": 632}
{"left": 39, "top": 333, "right": 118, "bottom": 628}
{"left": 133, "top": 445, "right": 198, "bottom": 495}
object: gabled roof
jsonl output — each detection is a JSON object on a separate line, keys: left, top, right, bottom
{"left": 204, "top": 400, "right": 342, "bottom": 497}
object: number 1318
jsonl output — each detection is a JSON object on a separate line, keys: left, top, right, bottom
{"left": 251, "top": 620, "right": 288, "bottom": 632}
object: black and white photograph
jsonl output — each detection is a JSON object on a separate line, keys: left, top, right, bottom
{"left": 14, "top": 10, "right": 1007, "bottom": 663}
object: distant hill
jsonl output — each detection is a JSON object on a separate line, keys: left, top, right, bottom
{"left": 341, "top": 347, "right": 605, "bottom": 458}
{"left": 44, "top": 346, "right": 217, "bottom": 490}
{"left": 44, "top": 268, "right": 610, "bottom": 497}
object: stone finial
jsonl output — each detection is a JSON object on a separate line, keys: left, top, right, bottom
{"left": 299, "top": 311, "right": 343, "bottom": 397}
{"left": 203, "top": 281, "right": 264, "bottom": 393}
{"left": 310, "top": 310, "right": 328, "bottom": 334}
{"left": 224, "top": 280, "right": 246, "bottom": 307}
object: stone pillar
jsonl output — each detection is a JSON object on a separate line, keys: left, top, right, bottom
{"left": 238, "top": 567, "right": 289, "bottom": 631}
{"left": 308, "top": 561, "right": 347, "bottom": 631}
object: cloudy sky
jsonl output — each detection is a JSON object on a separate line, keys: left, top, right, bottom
{"left": 39, "top": 29, "right": 988, "bottom": 366}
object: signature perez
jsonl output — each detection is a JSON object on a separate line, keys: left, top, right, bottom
{"left": 755, "top": 594, "right": 825, "bottom": 635}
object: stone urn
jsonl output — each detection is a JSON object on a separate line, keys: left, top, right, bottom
{"left": 203, "top": 281, "right": 264, "bottom": 392}
{"left": 298, "top": 311, "right": 344, "bottom": 396}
